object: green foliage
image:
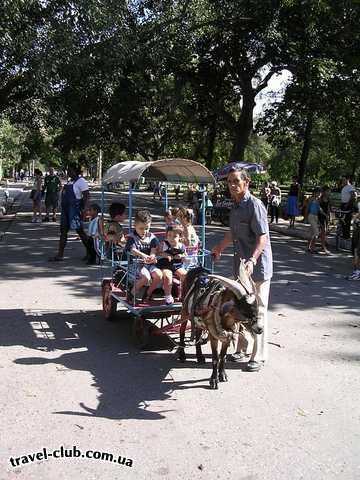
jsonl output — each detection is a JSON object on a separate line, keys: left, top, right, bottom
{"left": 0, "top": 119, "right": 28, "bottom": 175}
{"left": 0, "top": 0, "right": 359, "bottom": 184}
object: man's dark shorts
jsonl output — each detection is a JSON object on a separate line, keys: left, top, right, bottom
{"left": 45, "top": 192, "right": 59, "bottom": 209}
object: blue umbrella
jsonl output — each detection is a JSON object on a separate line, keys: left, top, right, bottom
{"left": 213, "top": 162, "right": 265, "bottom": 180}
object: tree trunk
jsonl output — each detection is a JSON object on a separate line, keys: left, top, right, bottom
{"left": 229, "top": 88, "right": 255, "bottom": 163}
{"left": 298, "top": 112, "right": 314, "bottom": 186}
{"left": 97, "top": 148, "right": 103, "bottom": 182}
{"left": 205, "top": 116, "right": 217, "bottom": 170}
{"left": 192, "top": 141, "right": 204, "bottom": 161}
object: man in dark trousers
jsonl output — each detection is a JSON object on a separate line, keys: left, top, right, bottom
{"left": 49, "top": 163, "right": 89, "bottom": 261}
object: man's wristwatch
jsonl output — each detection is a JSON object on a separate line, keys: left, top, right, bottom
{"left": 248, "top": 256, "right": 257, "bottom": 266}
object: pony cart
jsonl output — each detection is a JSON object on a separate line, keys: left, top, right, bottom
{"left": 100, "top": 159, "right": 215, "bottom": 349}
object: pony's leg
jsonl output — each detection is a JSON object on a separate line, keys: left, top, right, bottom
{"left": 218, "top": 341, "right": 229, "bottom": 382}
{"left": 209, "top": 336, "right": 219, "bottom": 389}
{"left": 178, "top": 314, "right": 187, "bottom": 362}
{"left": 195, "top": 328, "right": 206, "bottom": 364}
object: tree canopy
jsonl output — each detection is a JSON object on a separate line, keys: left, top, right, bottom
{"left": 0, "top": 0, "right": 359, "bottom": 184}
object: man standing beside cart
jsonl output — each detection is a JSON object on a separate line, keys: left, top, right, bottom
{"left": 49, "top": 163, "right": 90, "bottom": 262}
{"left": 212, "top": 167, "right": 273, "bottom": 372}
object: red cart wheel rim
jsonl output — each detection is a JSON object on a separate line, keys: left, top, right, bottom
{"left": 102, "top": 283, "right": 113, "bottom": 318}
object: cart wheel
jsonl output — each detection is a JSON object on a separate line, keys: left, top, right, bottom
{"left": 102, "top": 280, "right": 118, "bottom": 321}
{"left": 132, "top": 316, "right": 150, "bottom": 349}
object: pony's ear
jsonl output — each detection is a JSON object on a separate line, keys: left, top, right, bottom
{"left": 237, "top": 259, "right": 256, "bottom": 295}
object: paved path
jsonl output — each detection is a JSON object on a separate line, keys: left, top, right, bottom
{"left": 0, "top": 192, "right": 359, "bottom": 480}
{"left": 269, "top": 218, "right": 352, "bottom": 251}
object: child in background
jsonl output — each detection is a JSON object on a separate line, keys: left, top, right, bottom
{"left": 124, "top": 209, "right": 162, "bottom": 301}
{"left": 307, "top": 189, "right": 328, "bottom": 254}
{"left": 301, "top": 195, "right": 310, "bottom": 223}
{"left": 85, "top": 203, "right": 101, "bottom": 264}
{"left": 164, "top": 210, "right": 174, "bottom": 227}
{"left": 269, "top": 181, "right": 281, "bottom": 224}
{"left": 103, "top": 202, "right": 126, "bottom": 246}
{"left": 318, "top": 186, "right": 331, "bottom": 253}
{"left": 178, "top": 207, "right": 200, "bottom": 268}
{"left": 164, "top": 208, "right": 181, "bottom": 229}
{"left": 157, "top": 225, "right": 187, "bottom": 304}
{"left": 170, "top": 207, "right": 180, "bottom": 222}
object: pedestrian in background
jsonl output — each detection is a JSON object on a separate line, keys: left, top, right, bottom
{"left": 269, "top": 181, "right": 281, "bottom": 223}
{"left": 340, "top": 176, "right": 355, "bottom": 239}
{"left": 307, "top": 188, "right": 329, "bottom": 254}
{"left": 260, "top": 182, "right": 271, "bottom": 214}
{"left": 318, "top": 186, "right": 331, "bottom": 252}
{"left": 174, "top": 185, "right": 181, "bottom": 200}
{"left": 31, "top": 169, "right": 43, "bottom": 223}
{"left": 287, "top": 176, "right": 301, "bottom": 228}
{"left": 153, "top": 182, "right": 161, "bottom": 200}
{"left": 348, "top": 194, "right": 360, "bottom": 280}
{"left": 43, "top": 167, "right": 61, "bottom": 222}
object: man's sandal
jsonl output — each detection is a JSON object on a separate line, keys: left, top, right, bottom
{"left": 227, "top": 352, "right": 248, "bottom": 362}
{"left": 246, "top": 361, "right": 263, "bottom": 372}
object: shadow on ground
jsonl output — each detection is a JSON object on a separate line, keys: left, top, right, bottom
{"left": 4, "top": 308, "right": 251, "bottom": 422}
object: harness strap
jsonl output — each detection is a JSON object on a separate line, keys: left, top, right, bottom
{"left": 189, "top": 279, "right": 224, "bottom": 341}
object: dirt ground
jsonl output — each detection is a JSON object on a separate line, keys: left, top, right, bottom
{"left": 0, "top": 191, "right": 359, "bottom": 480}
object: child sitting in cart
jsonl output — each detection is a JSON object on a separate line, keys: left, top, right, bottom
{"left": 124, "top": 209, "right": 162, "bottom": 301}
{"left": 102, "top": 202, "right": 126, "bottom": 259}
{"left": 164, "top": 208, "right": 181, "bottom": 228}
{"left": 178, "top": 207, "right": 200, "bottom": 268}
{"left": 157, "top": 225, "right": 187, "bottom": 304}
{"left": 104, "top": 203, "right": 126, "bottom": 242}
{"left": 85, "top": 203, "right": 101, "bottom": 264}
{"left": 164, "top": 210, "right": 174, "bottom": 228}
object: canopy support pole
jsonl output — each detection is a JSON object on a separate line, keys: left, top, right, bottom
{"left": 164, "top": 186, "right": 168, "bottom": 212}
{"left": 129, "top": 183, "right": 133, "bottom": 232}
{"left": 100, "top": 185, "right": 105, "bottom": 260}
{"left": 201, "top": 188, "right": 206, "bottom": 265}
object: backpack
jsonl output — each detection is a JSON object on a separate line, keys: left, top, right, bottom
{"left": 61, "top": 178, "right": 79, "bottom": 209}
{"left": 271, "top": 196, "right": 280, "bottom": 207}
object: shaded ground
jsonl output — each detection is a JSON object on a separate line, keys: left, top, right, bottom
{"left": 0, "top": 191, "right": 359, "bottom": 480}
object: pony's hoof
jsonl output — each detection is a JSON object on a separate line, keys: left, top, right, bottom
{"left": 209, "top": 378, "right": 218, "bottom": 389}
{"left": 177, "top": 349, "right": 186, "bottom": 363}
{"left": 196, "top": 355, "right": 206, "bottom": 364}
{"left": 219, "top": 372, "right": 228, "bottom": 382}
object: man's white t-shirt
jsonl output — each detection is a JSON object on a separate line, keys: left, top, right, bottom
{"left": 72, "top": 177, "right": 89, "bottom": 199}
{"left": 341, "top": 184, "right": 355, "bottom": 204}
